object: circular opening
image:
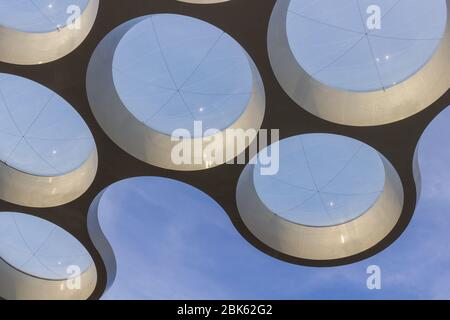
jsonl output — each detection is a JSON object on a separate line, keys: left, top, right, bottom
{"left": 287, "top": 0, "right": 447, "bottom": 92}
{"left": 0, "top": 212, "right": 92, "bottom": 281}
{"left": 0, "top": 0, "right": 89, "bottom": 33}
{"left": 112, "top": 14, "right": 253, "bottom": 137}
{"left": 253, "top": 134, "right": 385, "bottom": 227}
{"left": 0, "top": 73, "right": 95, "bottom": 177}
{"left": 88, "top": 176, "right": 239, "bottom": 298}
{"left": 237, "top": 133, "right": 403, "bottom": 261}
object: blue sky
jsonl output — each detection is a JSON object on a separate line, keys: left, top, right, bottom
{"left": 1, "top": 0, "right": 449, "bottom": 300}
{"left": 91, "top": 4, "right": 450, "bottom": 300}
{"left": 96, "top": 106, "right": 450, "bottom": 299}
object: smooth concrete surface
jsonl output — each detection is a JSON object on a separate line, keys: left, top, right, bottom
{"left": 237, "top": 152, "right": 404, "bottom": 260}
{"left": 86, "top": 15, "right": 265, "bottom": 171}
{"left": 86, "top": 190, "right": 117, "bottom": 294}
{"left": 0, "top": 257, "right": 97, "bottom": 300}
{"left": 0, "top": 0, "right": 99, "bottom": 65}
{"left": 268, "top": 0, "right": 450, "bottom": 126}
{"left": 0, "top": 1, "right": 446, "bottom": 298}
{"left": 0, "top": 150, "right": 98, "bottom": 208}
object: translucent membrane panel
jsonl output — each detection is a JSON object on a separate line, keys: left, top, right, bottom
{"left": 0, "top": 73, "right": 95, "bottom": 176}
{"left": 0, "top": 212, "right": 93, "bottom": 280}
{"left": 287, "top": 0, "right": 447, "bottom": 91}
{"left": 0, "top": 0, "right": 89, "bottom": 33}
{"left": 253, "top": 134, "right": 385, "bottom": 227}
{"left": 112, "top": 14, "right": 253, "bottom": 137}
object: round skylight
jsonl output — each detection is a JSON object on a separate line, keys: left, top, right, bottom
{"left": 237, "top": 133, "right": 404, "bottom": 261}
{"left": 87, "top": 14, "right": 265, "bottom": 170}
{"left": 253, "top": 134, "right": 385, "bottom": 227}
{"left": 286, "top": 0, "right": 447, "bottom": 92}
{"left": 268, "top": 0, "right": 450, "bottom": 126}
{"left": 0, "top": 212, "right": 92, "bottom": 280}
{"left": 0, "top": 73, "right": 95, "bottom": 177}
{"left": 0, "top": 0, "right": 89, "bottom": 33}
{"left": 0, "top": 0, "right": 99, "bottom": 65}
{"left": 112, "top": 14, "right": 253, "bottom": 137}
